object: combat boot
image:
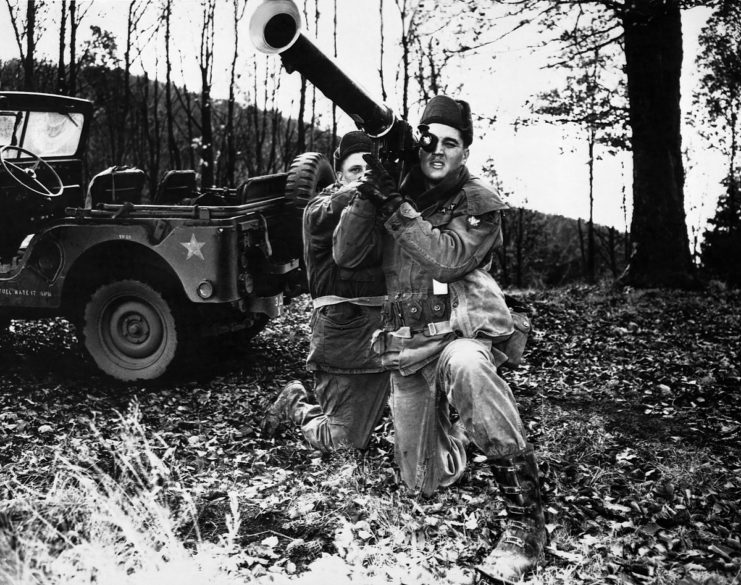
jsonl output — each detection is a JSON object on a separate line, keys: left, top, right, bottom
{"left": 476, "top": 444, "right": 547, "bottom": 584}
{"left": 261, "top": 380, "right": 308, "bottom": 437}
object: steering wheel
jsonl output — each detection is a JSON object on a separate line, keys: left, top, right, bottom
{"left": 0, "top": 144, "right": 64, "bottom": 197}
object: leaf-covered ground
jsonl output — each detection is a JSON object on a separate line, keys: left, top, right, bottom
{"left": 0, "top": 286, "right": 739, "bottom": 584}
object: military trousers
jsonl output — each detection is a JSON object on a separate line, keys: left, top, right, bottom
{"left": 391, "top": 337, "right": 528, "bottom": 496}
{"left": 292, "top": 371, "right": 390, "bottom": 452}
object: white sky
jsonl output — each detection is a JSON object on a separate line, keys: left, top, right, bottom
{"left": 0, "top": 1, "right": 724, "bottom": 236}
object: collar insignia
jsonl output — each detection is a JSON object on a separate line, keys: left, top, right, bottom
{"left": 467, "top": 216, "right": 481, "bottom": 227}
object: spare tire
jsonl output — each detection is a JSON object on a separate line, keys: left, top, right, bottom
{"left": 285, "top": 152, "right": 336, "bottom": 211}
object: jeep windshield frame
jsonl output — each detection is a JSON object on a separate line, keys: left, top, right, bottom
{"left": 0, "top": 92, "right": 93, "bottom": 160}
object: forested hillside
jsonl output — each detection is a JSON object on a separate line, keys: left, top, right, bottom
{"left": 0, "top": 54, "right": 627, "bottom": 288}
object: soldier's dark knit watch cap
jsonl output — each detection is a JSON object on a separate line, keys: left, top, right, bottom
{"left": 418, "top": 95, "right": 473, "bottom": 147}
{"left": 333, "top": 130, "right": 373, "bottom": 170}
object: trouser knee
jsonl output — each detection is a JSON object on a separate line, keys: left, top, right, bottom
{"left": 440, "top": 338, "right": 491, "bottom": 378}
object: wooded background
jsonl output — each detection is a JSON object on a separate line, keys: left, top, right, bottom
{"left": 1, "top": 0, "right": 740, "bottom": 289}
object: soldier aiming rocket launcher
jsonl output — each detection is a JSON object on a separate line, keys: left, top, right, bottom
{"left": 249, "top": 0, "right": 437, "bottom": 184}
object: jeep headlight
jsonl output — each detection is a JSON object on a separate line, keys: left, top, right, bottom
{"left": 197, "top": 280, "right": 214, "bottom": 299}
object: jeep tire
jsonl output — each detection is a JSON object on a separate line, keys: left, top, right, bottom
{"left": 81, "top": 279, "right": 188, "bottom": 381}
{"left": 280, "top": 152, "right": 335, "bottom": 265}
{"left": 285, "top": 152, "right": 336, "bottom": 212}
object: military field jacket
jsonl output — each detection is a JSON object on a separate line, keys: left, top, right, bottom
{"left": 332, "top": 172, "right": 514, "bottom": 375}
{"left": 303, "top": 183, "right": 386, "bottom": 374}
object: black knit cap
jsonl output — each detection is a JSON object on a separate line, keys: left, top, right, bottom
{"left": 333, "top": 130, "right": 373, "bottom": 169}
{"left": 418, "top": 95, "right": 473, "bottom": 147}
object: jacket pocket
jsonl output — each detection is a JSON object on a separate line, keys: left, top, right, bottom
{"left": 308, "top": 306, "right": 382, "bottom": 371}
{"left": 497, "top": 311, "right": 531, "bottom": 368}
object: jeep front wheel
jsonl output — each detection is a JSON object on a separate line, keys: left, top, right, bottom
{"left": 81, "top": 279, "right": 186, "bottom": 381}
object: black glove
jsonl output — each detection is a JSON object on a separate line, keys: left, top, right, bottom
{"left": 356, "top": 154, "right": 405, "bottom": 220}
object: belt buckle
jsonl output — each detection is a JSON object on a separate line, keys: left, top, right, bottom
{"left": 425, "top": 322, "right": 438, "bottom": 336}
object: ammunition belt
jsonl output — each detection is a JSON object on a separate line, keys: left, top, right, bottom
{"left": 381, "top": 294, "right": 451, "bottom": 333}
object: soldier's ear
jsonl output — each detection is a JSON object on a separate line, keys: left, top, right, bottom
{"left": 463, "top": 148, "right": 469, "bottom": 164}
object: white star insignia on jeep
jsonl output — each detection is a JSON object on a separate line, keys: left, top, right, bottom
{"left": 181, "top": 233, "right": 205, "bottom": 260}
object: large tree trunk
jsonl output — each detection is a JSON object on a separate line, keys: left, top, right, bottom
{"left": 620, "top": 0, "right": 694, "bottom": 288}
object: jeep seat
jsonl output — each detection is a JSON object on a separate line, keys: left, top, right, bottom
{"left": 236, "top": 173, "right": 288, "bottom": 204}
{"left": 85, "top": 166, "right": 145, "bottom": 208}
{"left": 155, "top": 170, "right": 198, "bottom": 205}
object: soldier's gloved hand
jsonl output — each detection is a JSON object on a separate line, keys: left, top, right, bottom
{"left": 355, "top": 154, "right": 405, "bottom": 220}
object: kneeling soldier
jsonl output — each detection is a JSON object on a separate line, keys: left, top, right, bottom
{"left": 333, "top": 97, "right": 547, "bottom": 583}
{"left": 262, "top": 131, "right": 390, "bottom": 453}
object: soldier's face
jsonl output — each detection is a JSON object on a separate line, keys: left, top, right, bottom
{"left": 419, "top": 123, "right": 469, "bottom": 185}
{"left": 337, "top": 152, "right": 370, "bottom": 185}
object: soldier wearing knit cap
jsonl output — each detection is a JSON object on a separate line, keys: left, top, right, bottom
{"left": 333, "top": 130, "right": 373, "bottom": 180}
{"left": 262, "top": 131, "right": 389, "bottom": 454}
{"left": 333, "top": 95, "right": 547, "bottom": 584}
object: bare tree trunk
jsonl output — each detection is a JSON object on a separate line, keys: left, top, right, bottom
{"left": 24, "top": 0, "right": 36, "bottom": 91}
{"left": 268, "top": 101, "right": 279, "bottom": 172}
{"left": 608, "top": 227, "right": 618, "bottom": 277}
{"left": 728, "top": 110, "right": 738, "bottom": 232}
{"left": 378, "top": 0, "right": 387, "bottom": 102}
{"left": 260, "top": 66, "right": 270, "bottom": 173}
{"left": 57, "top": 0, "right": 67, "bottom": 94}
{"left": 133, "top": 74, "right": 144, "bottom": 171}
{"left": 199, "top": 0, "right": 216, "bottom": 188}
{"left": 584, "top": 48, "right": 599, "bottom": 283}
{"left": 181, "top": 84, "right": 196, "bottom": 170}
{"left": 283, "top": 109, "right": 296, "bottom": 169}
{"left": 309, "top": 0, "right": 319, "bottom": 151}
{"left": 621, "top": 160, "right": 630, "bottom": 264}
{"left": 142, "top": 71, "right": 161, "bottom": 197}
{"left": 226, "top": 0, "right": 247, "bottom": 187}
{"left": 252, "top": 60, "right": 264, "bottom": 173}
{"left": 164, "top": 0, "right": 181, "bottom": 169}
{"left": 69, "top": 0, "right": 78, "bottom": 95}
{"left": 330, "top": 0, "right": 338, "bottom": 154}
{"left": 587, "top": 125, "right": 596, "bottom": 283}
{"left": 297, "top": 76, "right": 307, "bottom": 153}
{"left": 397, "top": 0, "right": 410, "bottom": 120}
{"left": 120, "top": 0, "right": 141, "bottom": 165}
{"left": 500, "top": 211, "right": 509, "bottom": 287}
{"left": 296, "top": 1, "right": 310, "bottom": 153}
{"left": 516, "top": 207, "right": 524, "bottom": 288}
{"left": 577, "top": 217, "right": 585, "bottom": 276}
{"left": 427, "top": 39, "right": 440, "bottom": 95}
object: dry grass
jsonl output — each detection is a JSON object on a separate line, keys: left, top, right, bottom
{"left": 0, "top": 406, "right": 245, "bottom": 585}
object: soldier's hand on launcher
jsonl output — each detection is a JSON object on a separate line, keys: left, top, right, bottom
{"left": 356, "top": 154, "right": 407, "bottom": 220}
